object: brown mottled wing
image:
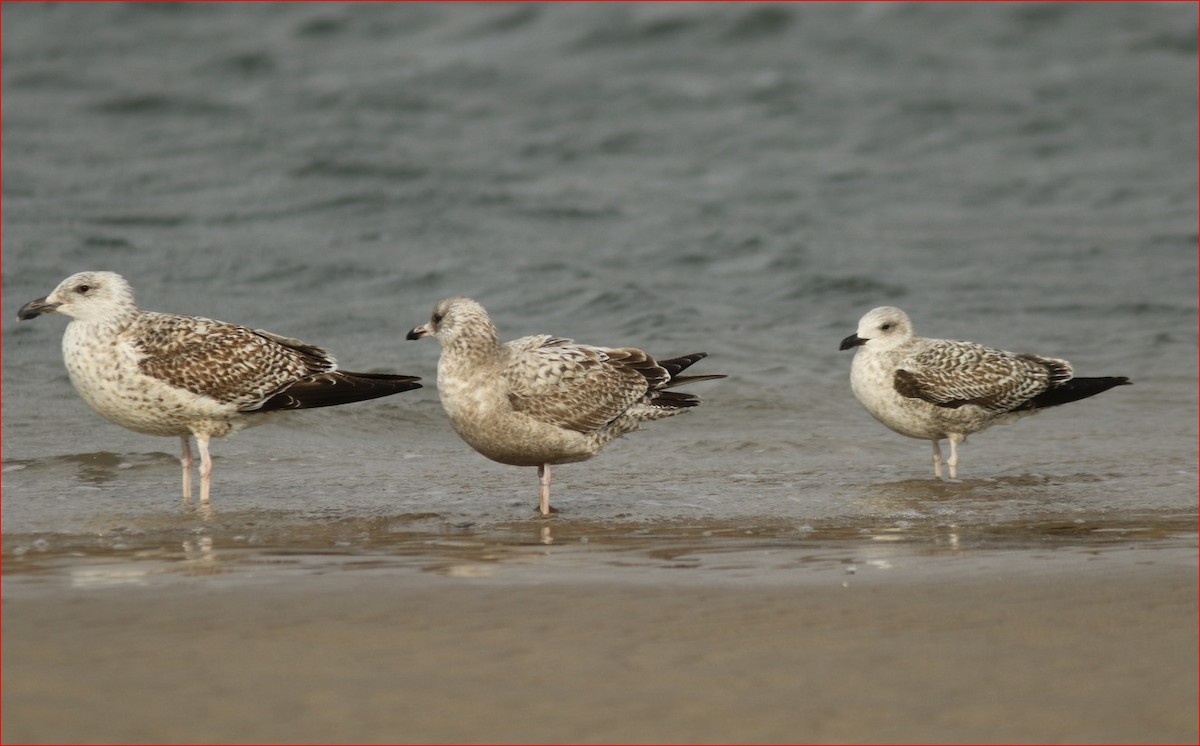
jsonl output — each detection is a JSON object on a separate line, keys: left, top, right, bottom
{"left": 895, "top": 340, "right": 1073, "bottom": 414}
{"left": 130, "top": 312, "right": 335, "bottom": 409}
{"left": 503, "top": 337, "right": 658, "bottom": 433}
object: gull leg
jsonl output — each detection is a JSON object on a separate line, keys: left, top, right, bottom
{"left": 931, "top": 440, "right": 943, "bottom": 479}
{"left": 180, "top": 435, "right": 193, "bottom": 502}
{"left": 538, "top": 464, "right": 552, "bottom": 517}
{"left": 196, "top": 432, "right": 214, "bottom": 504}
{"left": 947, "top": 434, "right": 962, "bottom": 480}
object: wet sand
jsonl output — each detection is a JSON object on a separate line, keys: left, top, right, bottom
{"left": 3, "top": 538, "right": 1196, "bottom": 744}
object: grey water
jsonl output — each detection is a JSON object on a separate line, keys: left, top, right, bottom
{"left": 2, "top": 3, "right": 1196, "bottom": 580}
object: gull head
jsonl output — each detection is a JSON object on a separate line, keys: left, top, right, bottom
{"left": 839, "top": 306, "right": 914, "bottom": 352}
{"left": 407, "top": 296, "right": 497, "bottom": 347}
{"left": 18, "top": 271, "right": 137, "bottom": 323}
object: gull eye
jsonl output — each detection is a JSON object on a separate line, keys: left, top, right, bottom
{"left": 432, "top": 312, "right": 445, "bottom": 324}
{"left": 75, "top": 284, "right": 92, "bottom": 294}
{"left": 881, "top": 323, "right": 892, "bottom": 331}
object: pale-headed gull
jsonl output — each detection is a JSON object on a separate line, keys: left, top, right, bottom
{"left": 18, "top": 271, "right": 421, "bottom": 503}
{"left": 839, "top": 306, "right": 1130, "bottom": 479}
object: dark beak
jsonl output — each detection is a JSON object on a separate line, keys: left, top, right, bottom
{"left": 406, "top": 325, "right": 429, "bottom": 341}
{"left": 839, "top": 334, "right": 866, "bottom": 351}
{"left": 17, "top": 297, "right": 60, "bottom": 321}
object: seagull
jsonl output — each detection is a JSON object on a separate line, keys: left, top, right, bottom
{"left": 17, "top": 271, "right": 421, "bottom": 503}
{"left": 406, "top": 296, "right": 724, "bottom": 515}
{"left": 839, "top": 306, "right": 1130, "bottom": 479}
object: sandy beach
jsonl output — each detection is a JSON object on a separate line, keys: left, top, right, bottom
{"left": 3, "top": 527, "right": 1196, "bottom": 745}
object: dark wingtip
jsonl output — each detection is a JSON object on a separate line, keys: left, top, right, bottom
{"left": 252, "top": 372, "right": 422, "bottom": 412}
{"left": 657, "top": 352, "right": 708, "bottom": 377}
{"left": 656, "top": 352, "right": 725, "bottom": 388}
{"left": 1019, "top": 376, "right": 1132, "bottom": 411}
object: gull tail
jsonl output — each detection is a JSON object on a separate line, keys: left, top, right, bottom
{"left": 251, "top": 372, "right": 422, "bottom": 412}
{"left": 647, "top": 389, "right": 703, "bottom": 410}
{"left": 1017, "top": 376, "right": 1131, "bottom": 412}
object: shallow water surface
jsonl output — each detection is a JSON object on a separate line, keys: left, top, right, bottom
{"left": 4, "top": 3, "right": 1195, "bottom": 542}
{"left": 5, "top": 456, "right": 1195, "bottom": 597}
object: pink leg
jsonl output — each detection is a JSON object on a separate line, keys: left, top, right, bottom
{"left": 196, "top": 432, "right": 214, "bottom": 504}
{"left": 931, "top": 440, "right": 943, "bottom": 479}
{"left": 538, "top": 464, "right": 552, "bottom": 516}
{"left": 180, "top": 435, "right": 193, "bottom": 501}
{"left": 947, "top": 434, "right": 963, "bottom": 480}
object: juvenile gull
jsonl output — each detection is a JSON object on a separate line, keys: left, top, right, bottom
{"left": 839, "top": 306, "right": 1130, "bottom": 479}
{"left": 18, "top": 271, "right": 422, "bottom": 503}
{"left": 407, "top": 296, "right": 724, "bottom": 515}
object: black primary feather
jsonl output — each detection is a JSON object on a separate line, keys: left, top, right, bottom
{"left": 251, "top": 372, "right": 422, "bottom": 412}
{"left": 1012, "top": 376, "right": 1131, "bottom": 412}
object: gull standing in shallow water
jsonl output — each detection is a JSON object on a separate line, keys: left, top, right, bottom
{"left": 839, "top": 306, "right": 1130, "bottom": 479}
{"left": 18, "top": 271, "right": 422, "bottom": 504}
{"left": 407, "top": 296, "right": 725, "bottom": 515}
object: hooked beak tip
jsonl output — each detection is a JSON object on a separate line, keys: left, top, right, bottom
{"left": 17, "top": 298, "right": 60, "bottom": 321}
{"left": 839, "top": 334, "right": 866, "bottom": 351}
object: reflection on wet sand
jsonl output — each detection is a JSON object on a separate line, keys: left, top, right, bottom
{"left": 5, "top": 509, "right": 1195, "bottom": 593}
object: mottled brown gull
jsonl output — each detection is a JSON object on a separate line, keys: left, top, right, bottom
{"left": 839, "top": 306, "right": 1130, "bottom": 479}
{"left": 406, "top": 296, "right": 724, "bottom": 515}
{"left": 17, "top": 271, "right": 421, "bottom": 503}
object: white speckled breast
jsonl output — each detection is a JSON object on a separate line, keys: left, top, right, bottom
{"left": 62, "top": 319, "right": 243, "bottom": 438}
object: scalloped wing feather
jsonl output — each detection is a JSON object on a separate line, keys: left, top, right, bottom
{"left": 896, "top": 340, "right": 1073, "bottom": 413}
{"left": 131, "top": 312, "right": 336, "bottom": 409}
{"left": 503, "top": 339, "right": 655, "bottom": 433}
